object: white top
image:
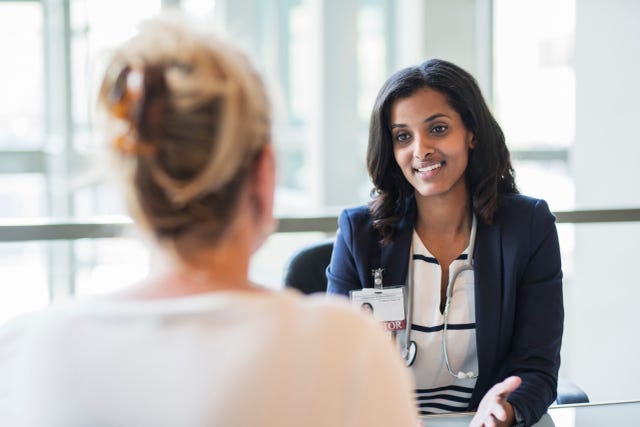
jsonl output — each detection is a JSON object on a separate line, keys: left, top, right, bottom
{"left": 410, "top": 231, "right": 478, "bottom": 415}
{"left": 0, "top": 289, "right": 417, "bottom": 427}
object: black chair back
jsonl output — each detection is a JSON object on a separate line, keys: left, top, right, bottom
{"left": 283, "top": 240, "right": 333, "bottom": 294}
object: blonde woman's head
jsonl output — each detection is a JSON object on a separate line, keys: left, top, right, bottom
{"left": 98, "top": 14, "right": 273, "bottom": 261}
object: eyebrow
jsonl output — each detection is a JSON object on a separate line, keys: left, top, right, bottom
{"left": 390, "top": 113, "right": 450, "bottom": 129}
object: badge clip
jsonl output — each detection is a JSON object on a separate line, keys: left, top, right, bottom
{"left": 371, "top": 268, "right": 384, "bottom": 289}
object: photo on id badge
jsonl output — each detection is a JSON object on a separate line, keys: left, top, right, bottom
{"left": 350, "top": 287, "right": 406, "bottom": 331}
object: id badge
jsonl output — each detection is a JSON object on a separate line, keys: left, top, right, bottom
{"left": 349, "top": 286, "right": 406, "bottom": 331}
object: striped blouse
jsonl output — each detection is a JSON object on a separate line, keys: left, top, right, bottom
{"left": 409, "top": 230, "right": 478, "bottom": 415}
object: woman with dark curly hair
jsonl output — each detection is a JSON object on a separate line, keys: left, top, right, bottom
{"left": 328, "top": 59, "right": 563, "bottom": 427}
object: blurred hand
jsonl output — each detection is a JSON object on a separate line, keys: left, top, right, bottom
{"left": 469, "top": 376, "right": 521, "bottom": 427}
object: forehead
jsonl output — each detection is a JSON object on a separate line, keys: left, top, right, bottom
{"left": 390, "top": 87, "right": 454, "bottom": 123}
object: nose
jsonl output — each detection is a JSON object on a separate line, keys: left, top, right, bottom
{"left": 413, "top": 133, "right": 434, "bottom": 159}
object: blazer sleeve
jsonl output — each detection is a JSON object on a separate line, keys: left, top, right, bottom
{"left": 327, "top": 209, "right": 362, "bottom": 296}
{"left": 505, "top": 199, "right": 564, "bottom": 426}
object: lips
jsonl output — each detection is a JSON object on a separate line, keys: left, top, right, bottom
{"left": 414, "top": 161, "right": 445, "bottom": 173}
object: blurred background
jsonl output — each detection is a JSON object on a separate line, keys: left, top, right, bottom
{"left": 0, "top": 0, "right": 638, "bottom": 406}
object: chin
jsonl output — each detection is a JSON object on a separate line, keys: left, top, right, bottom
{"left": 413, "top": 184, "right": 455, "bottom": 199}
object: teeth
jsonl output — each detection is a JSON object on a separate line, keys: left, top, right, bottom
{"left": 417, "top": 162, "right": 443, "bottom": 173}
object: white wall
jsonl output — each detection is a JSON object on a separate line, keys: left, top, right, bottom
{"left": 567, "top": 0, "right": 640, "bottom": 402}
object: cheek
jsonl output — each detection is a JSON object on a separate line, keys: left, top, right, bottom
{"left": 450, "top": 142, "right": 471, "bottom": 163}
{"left": 454, "top": 151, "right": 469, "bottom": 172}
{"left": 464, "top": 147, "right": 472, "bottom": 165}
{"left": 457, "top": 151, "right": 472, "bottom": 177}
{"left": 393, "top": 146, "right": 409, "bottom": 166}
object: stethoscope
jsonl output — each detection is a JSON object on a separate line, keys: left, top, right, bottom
{"left": 401, "top": 214, "right": 478, "bottom": 380}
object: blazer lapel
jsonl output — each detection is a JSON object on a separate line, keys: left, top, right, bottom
{"left": 378, "top": 202, "right": 416, "bottom": 287}
{"left": 470, "top": 219, "right": 503, "bottom": 407}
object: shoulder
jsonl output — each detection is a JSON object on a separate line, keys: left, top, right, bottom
{"left": 335, "top": 204, "right": 381, "bottom": 252}
{"left": 277, "top": 290, "right": 376, "bottom": 330}
{"left": 273, "top": 291, "right": 390, "bottom": 347}
{"left": 0, "top": 301, "right": 92, "bottom": 358}
{"left": 280, "top": 292, "right": 411, "bottom": 377}
{"left": 0, "top": 306, "right": 74, "bottom": 416}
{"left": 338, "top": 204, "right": 374, "bottom": 229}
{"left": 498, "top": 193, "right": 552, "bottom": 214}
{"left": 0, "top": 302, "right": 76, "bottom": 343}
{"left": 494, "top": 194, "right": 559, "bottom": 258}
{"left": 269, "top": 291, "right": 417, "bottom": 425}
{"left": 496, "top": 194, "right": 555, "bottom": 226}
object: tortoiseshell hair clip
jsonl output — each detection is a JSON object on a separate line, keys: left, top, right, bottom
{"left": 105, "top": 64, "right": 157, "bottom": 157}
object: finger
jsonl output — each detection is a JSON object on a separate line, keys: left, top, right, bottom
{"left": 485, "top": 415, "right": 498, "bottom": 427}
{"left": 491, "top": 402, "right": 508, "bottom": 421}
{"left": 493, "top": 376, "right": 522, "bottom": 397}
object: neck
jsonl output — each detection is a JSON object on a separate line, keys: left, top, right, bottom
{"left": 414, "top": 185, "right": 472, "bottom": 236}
{"left": 119, "top": 224, "right": 260, "bottom": 300}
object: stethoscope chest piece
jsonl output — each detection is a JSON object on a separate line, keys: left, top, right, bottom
{"left": 403, "top": 340, "right": 417, "bottom": 367}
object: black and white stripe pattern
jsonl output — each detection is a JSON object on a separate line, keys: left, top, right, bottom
{"left": 415, "top": 385, "right": 475, "bottom": 414}
{"left": 409, "top": 231, "right": 478, "bottom": 415}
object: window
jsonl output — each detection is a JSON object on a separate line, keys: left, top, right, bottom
{"left": 493, "top": 0, "right": 575, "bottom": 211}
{"left": 0, "top": 0, "right": 395, "bottom": 302}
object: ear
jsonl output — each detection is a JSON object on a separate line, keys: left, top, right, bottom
{"left": 467, "top": 132, "right": 476, "bottom": 149}
{"left": 250, "top": 143, "right": 276, "bottom": 250}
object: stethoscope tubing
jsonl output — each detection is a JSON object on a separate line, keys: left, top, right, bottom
{"left": 404, "top": 214, "right": 478, "bottom": 380}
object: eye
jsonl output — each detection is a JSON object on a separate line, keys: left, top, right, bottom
{"left": 430, "top": 125, "right": 448, "bottom": 134}
{"left": 393, "top": 132, "right": 411, "bottom": 143}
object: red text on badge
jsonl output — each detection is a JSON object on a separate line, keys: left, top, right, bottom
{"left": 383, "top": 319, "right": 406, "bottom": 331}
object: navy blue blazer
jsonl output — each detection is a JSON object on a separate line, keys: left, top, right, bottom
{"left": 327, "top": 194, "right": 563, "bottom": 426}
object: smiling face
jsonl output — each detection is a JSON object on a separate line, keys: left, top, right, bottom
{"left": 390, "top": 87, "right": 474, "bottom": 203}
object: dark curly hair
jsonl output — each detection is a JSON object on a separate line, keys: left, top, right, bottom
{"left": 366, "top": 59, "right": 518, "bottom": 243}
